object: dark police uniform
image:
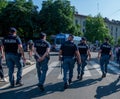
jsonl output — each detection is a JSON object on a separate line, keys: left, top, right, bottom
{"left": 99, "top": 42, "right": 111, "bottom": 77}
{"left": 3, "top": 34, "right": 23, "bottom": 86}
{"left": 77, "top": 42, "right": 89, "bottom": 80}
{"left": 34, "top": 39, "right": 50, "bottom": 90}
{"left": 60, "top": 40, "right": 78, "bottom": 88}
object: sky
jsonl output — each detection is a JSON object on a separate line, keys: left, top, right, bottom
{"left": 33, "top": 0, "right": 120, "bottom": 21}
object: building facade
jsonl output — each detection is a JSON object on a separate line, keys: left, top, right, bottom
{"left": 74, "top": 13, "right": 120, "bottom": 43}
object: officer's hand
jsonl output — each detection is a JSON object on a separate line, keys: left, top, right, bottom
{"left": 38, "top": 57, "right": 44, "bottom": 62}
{"left": 22, "top": 57, "right": 26, "bottom": 64}
{"left": 59, "top": 56, "right": 62, "bottom": 61}
{"left": 78, "top": 60, "right": 81, "bottom": 64}
{"left": 87, "top": 57, "right": 91, "bottom": 61}
{"left": 1, "top": 54, "right": 5, "bottom": 60}
{"left": 97, "top": 55, "right": 100, "bottom": 59}
{"left": 78, "top": 62, "right": 81, "bottom": 66}
{"left": 110, "top": 55, "right": 114, "bottom": 61}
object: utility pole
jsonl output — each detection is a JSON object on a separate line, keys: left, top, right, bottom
{"left": 97, "top": 1, "right": 100, "bottom": 14}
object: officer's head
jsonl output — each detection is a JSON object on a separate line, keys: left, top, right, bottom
{"left": 68, "top": 34, "right": 74, "bottom": 41}
{"left": 29, "top": 40, "right": 33, "bottom": 44}
{"left": 104, "top": 37, "right": 109, "bottom": 42}
{"left": 9, "top": 27, "right": 17, "bottom": 35}
{"left": 40, "top": 32, "right": 46, "bottom": 40}
{"left": 81, "top": 37, "right": 87, "bottom": 43}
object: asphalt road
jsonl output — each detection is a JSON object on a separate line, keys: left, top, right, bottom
{"left": 0, "top": 52, "right": 120, "bottom": 99}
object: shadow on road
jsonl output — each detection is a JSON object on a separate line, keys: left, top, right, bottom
{"left": 0, "top": 82, "right": 64, "bottom": 99}
{"left": 94, "top": 77, "right": 120, "bottom": 99}
{"left": 69, "top": 77, "right": 102, "bottom": 89}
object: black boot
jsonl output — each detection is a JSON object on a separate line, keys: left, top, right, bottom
{"left": 101, "top": 73, "right": 106, "bottom": 78}
{"left": 77, "top": 74, "right": 80, "bottom": 80}
{"left": 38, "top": 84, "right": 45, "bottom": 91}
{"left": 68, "top": 79, "right": 72, "bottom": 84}
{"left": 79, "top": 74, "right": 83, "bottom": 80}
{"left": 64, "top": 83, "right": 68, "bottom": 89}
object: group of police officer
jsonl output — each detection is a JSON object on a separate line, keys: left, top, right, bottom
{"left": 59, "top": 34, "right": 113, "bottom": 90}
{"left": 1, "top": 27, "right": 114, "bottom": 91}
{"left": 1, "top": 27, "right": 51, "bottom": 91}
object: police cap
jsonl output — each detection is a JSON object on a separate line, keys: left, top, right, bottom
{"left": 10, "top": 27, "right": 17, "bottom": 33}
{"left": 82, "top": 37, "right": 87, "bottom": 41}
{"left": 40, "top": 32, "right": 46, "bottom": 39}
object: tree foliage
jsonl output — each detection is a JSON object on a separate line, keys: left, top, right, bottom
{"left": 0, "top": 0, "right": 7, "bottom": 12}
{"left": 117, "top": 37, "right": 120, "bottom": 45}
{"left": 0, "top": 0, "right": 39, "bottom": 38}
{"left": 85, "top": 14, "right": 113, "bottom": 44}
{"left": 39, "top": 0, "right": 81, "bottom": 36}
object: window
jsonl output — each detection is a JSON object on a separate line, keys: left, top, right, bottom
{"left": 55, "top": 38, "right": 65, "bottom": 44}
{"left": 111, "top": 26, "right": 113, "bottom": 31}
{"left": 116, "top": 27, "right": 118, "bottom": 32}
{"left": 83, "top": 21, "right": 86, "bottom": 27}
{"left": 75, "top": 20, "right": 78, "bottom": 24}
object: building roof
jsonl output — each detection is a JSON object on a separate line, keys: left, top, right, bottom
{"left": 75, "top": 13, "right": 120, "bottom": 25}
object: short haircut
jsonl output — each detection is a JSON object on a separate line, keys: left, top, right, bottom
{"left": 69, "top": 34, "right": 74, "bottom": 39}
{"left": 105, "top": 37, "right": 109, "bottom": 41}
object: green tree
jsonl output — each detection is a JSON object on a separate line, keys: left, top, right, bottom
{"left": 0, "top": 0, "right": 7, "bottom": 12}
{"left": 117, "top": 37, "right": 120, "bottom": 45}
{"left": 0, "top": 0, "right": 39, "bottom": 38}
{"left": 85, "top": 14, "right": 112, "bottom": 43}
{"left": 0, "top": 0, "right": 8, "bottom": 35}
{"left": 39, "top": 0, "right": 81, "bottom": 36}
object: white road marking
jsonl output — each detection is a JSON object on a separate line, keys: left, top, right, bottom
{"left": 46, "top": 61, "right": 60, "bottom": 76}
{"left": 84, "top": 66, "right": 92, "bottom": 77}
{"left": 0, "top": 64, "right": 36, "bottom": 89}
{"left": 89, "top": 61, "right": 102, "bottom": 75}
{"left": 0, "top": 61, "right": 60, "bottom": 89}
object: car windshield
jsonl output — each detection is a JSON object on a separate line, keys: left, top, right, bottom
{"left": 56, "top": 38, "right": 65, "bottom": 44}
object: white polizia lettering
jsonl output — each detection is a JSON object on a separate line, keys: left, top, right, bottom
{"left": 5, "top": 39, "right": 16, "bottom": 43}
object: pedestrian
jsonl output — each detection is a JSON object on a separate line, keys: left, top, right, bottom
{"left": 98, "top": 37, "right": 112, "bottom": 78}
{"left": 117, "top": 45, "right": 120, "bottom": 66}
{"left": 27, "top": 40, "right": 34, "bottom": 60}
{"left": 33, "top": 32, "right": 51, "bottom": 91}
{"left": 59, "top": 34, "right": 81, "bottom": 89}
{"left": 2, "top": 27, "right": 26, "bottom": 87}
{"left": 0, "top": 43, "right": 7, "bottom": 82}
{"left": 115, "top": 45, "right": 119, "bottom": 63}
{"left": 77, "top": 37, "right": 91, "bottom": 80}
{"left": 117, "top": 45, "right": 120, "bottom": 79}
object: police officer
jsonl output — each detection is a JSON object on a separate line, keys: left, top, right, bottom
{"left": 27, "top": 40, "right": 34, "bottom": 60}
{"left": 2, "top": 27, "right": 25, "bottom": 87}
{"left": 33, "top": 32, "right": 50, "bottom": 91}
{"left": 98, "top": 37, "right": 112, "bottom": 78}
{"left": 59, "top": 34, "right": 81, "bottom": 89}
{"left": 77, "top": 37, "right": 91, "bottom": 80}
